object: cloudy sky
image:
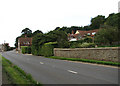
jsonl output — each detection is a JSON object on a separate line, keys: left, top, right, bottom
{"left": 0, "top": 0, "right": 119, "bottom": 47}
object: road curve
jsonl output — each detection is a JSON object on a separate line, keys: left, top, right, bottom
{"left": 2, "top": 51, "right": 119, "bottom": 84}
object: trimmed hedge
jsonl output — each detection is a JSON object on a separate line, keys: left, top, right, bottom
{"left": 70, "top": 42, "right": 95, "bottom": 48}
{"left": 80, "top": 42, "right": 95, "bottom": 48}
{"left": 21, "top": 46, "right": 31, "bottom": 54}
{"left": 38, "top": 42, "right": 58, "bottom": 57}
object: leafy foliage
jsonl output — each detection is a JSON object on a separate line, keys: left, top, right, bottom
{"left": 21, "top": 46, "right": 31, "bottom": 54}
{"left": 32, "top": 30, "right": 43, "bottom": 36}
{"left": 31, "top": 30, "right": 69, "bottom": 55}
{"left": 94, "top": 26, "right": 118, "bottom": 45}
{"left": 47, "top": 30, "right": 69, "bottom": 48}
{"left": 70, "top": 42, "right": 95, "bottom": 48}
{"left": 90, "top": 15, "right": 105, "bottom": 29}
{"left": 21, "top": 28, "right": 32, "bottom": 35}
{"left": 105, "top": 13, "right": 119, "bottom": 27}
{"left": 40, "top": 42, "right": 57, "bottom": 56}
{"left": 80, "top": 42, "right": 95, "bottom": 48}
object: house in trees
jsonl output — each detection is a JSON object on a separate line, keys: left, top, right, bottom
{"left": 0, "top": 43, "right": 10, "bottom": 51}
{"left": 0, "top": 44, "right": 4, "bottom": 52}
{"left": 68, "top": 29, "right": 99, "bottom": 41}
{"left": 18, "top": 35, "right": 32, "bottom": 53}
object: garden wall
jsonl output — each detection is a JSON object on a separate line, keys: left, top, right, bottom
{"left": 54, "top": 47, "right": 120, "bottom": 62}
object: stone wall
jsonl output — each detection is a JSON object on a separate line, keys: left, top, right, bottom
{"left": 54, "top": 47, "right": 120, "bottom": 62}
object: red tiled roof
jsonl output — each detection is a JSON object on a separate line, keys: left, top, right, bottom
{"left": 18, "top": 37, "right": 32, "bottom": 46}
{"left": 68, "top": 29, "right": 99, "bottom": 40}
{"left": 76, "top": 29, "right": 99, "bottom": 36}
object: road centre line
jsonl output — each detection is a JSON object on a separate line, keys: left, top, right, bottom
{"left": 67, "top": 70, "right": 78, "bottom": 74}
{"left": 40, "top": 62, "right": 44, "bottom": 64}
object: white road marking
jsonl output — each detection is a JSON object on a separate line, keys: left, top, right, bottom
{"left": 40, "top": 62, "right": 44, "bottom": 64}
{"left": 67, "top": 70, "right": 78, "bottom": 74}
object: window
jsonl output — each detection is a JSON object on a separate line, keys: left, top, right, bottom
{"left": 92, "top": 32, "right": 96, "bottom": 35}
{"left": 87, "top": 33, "right": 90, "bottom": 35}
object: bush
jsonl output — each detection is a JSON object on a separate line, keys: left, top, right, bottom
{"left": 69, "top": 40, "right": 84, "bottom": 48}
{"left": 69, "top": 38, "right": 95, "bottom": 48}
{"left": 39, "top": 42, "right": 58, "bottom": 57}
{"left": 80, "top": 42, "right": 95, "bottom": 48}
{"left": 27, "top": 46, "right": 31, "bottom": 54}
{"left": 21, "top": 46, "right": 31, "bottom": 54}
{"left": 70, "top": 42, "right": 81, "bottom": 48}
{"left": 83, "top": 37, "right": 93, "bottom": 43}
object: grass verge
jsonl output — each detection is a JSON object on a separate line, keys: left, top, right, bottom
{"left": 0, "top": 54, "right": 42, "bottom": 86}
{"left": 46, "top": 56, "right": 120, "bottom": 67}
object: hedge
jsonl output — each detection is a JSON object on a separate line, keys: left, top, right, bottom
{"left": 21, "top": 46, "right": 31, "bottom": 54}
{"left": 38, "top": 42, "right": 58, "bottom": 57}
{"left": 80, "top": 42, "right": 95, "bottom": 48}
{"left": 70, "top": 42, "right": 95, "bottom": 48}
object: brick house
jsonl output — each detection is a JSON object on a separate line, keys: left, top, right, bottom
{"left": 68, "top": 29, "right": 99, "bottom": 41}
{"left": 18, "top": 36, "right": 32, "bottom": 53}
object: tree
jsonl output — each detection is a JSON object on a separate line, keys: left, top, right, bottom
{"left": 32, "top": 30, "right": 43, "bottom": 36}
{"left": 94, "top": 26, "right": 118, "bottom": 45}
{"left": 21, "top": 28, "right": 32, "bottom": 36}
{"left": 104, "top": 13, "right": 119, "bottom": 27}
{"left": 4, "top": 43, "right": 10, "bottom": 51}
{"left": 90, "top": 15, "right": 105, "bottom": 29}
{"left": 47, "top": 30, "right": 69, "bottom": 48}
{"left": 55, "top": 27, "right": 60, "bottom": 30}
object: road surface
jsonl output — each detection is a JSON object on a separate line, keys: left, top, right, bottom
{"left": 1, "top": 51, "right": 119, "bottom": 85}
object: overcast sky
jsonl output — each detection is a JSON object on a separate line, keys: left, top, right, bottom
{"left": 0, "top": 0, "right": 119, "bottom": 47}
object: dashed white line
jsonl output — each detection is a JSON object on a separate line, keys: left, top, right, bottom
{"left": 40, "top": 62, "right": 44, "bottom": 64}
{"left": 67, "top": 70, "right": 78, "bottom": 74}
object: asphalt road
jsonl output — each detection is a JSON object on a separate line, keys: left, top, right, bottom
{"left": 1, "top": 51, "right": 119, "bottom": 84}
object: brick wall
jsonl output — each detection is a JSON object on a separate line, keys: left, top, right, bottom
{"left": 54, "top": 47, "right": 120, "bottom": 62}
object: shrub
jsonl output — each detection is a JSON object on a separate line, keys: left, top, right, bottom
{"left": 83, "top": 37, "right": 93, "bottom": 43}
{"left": 21, "top": 46, "right": 31, "bottom": 54}
{"left": 21, "top": 46, "right": 27, "bottom": 54}
{"left": 69, "top": 39, "right": 95, "bottom": 48}
{"left": 27, "top": 46, "right": 31, "bottom": 54}
{"left": 80, "top": 42, "right": 95, "bottom": 48}
{"left": 69, "top": 40, "right": 84, "bottom": 48}
{"left": 39, "top": 42, "right": 58, "bottom": 57}
{"left": 70, "top": 42, "right": 81, "bottom": 48}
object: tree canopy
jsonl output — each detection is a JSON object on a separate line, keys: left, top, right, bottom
{"left": 21, "top": 28, "right": 32, "bottom": 35}
{"left": 32, "top": 30, "right": 43, "bottom": 36}
{"left": 90, "top": 15, "right": 105, "bottom": 29}
{"left": 94, "top": 26, "right": 118, "bottom": 45}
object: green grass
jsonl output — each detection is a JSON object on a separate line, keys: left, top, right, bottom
{"left": 0, "top": 55, "right": 42, "bottom": 85}
{"left": 46, "top": 56, "right": 120, "bottom": 66}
